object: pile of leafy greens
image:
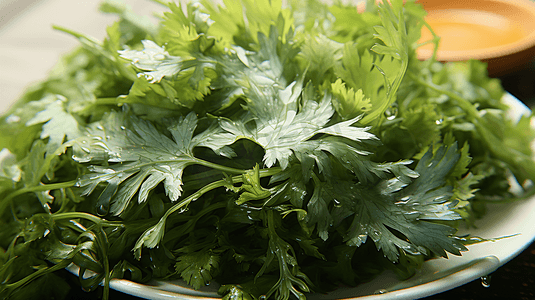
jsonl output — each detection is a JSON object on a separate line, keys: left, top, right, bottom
{"left": 1, "top": 0, "right": 535, "bottom": 299}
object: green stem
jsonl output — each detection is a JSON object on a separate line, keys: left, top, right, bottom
{"left": 193, "top": 158, "right": 247, "bottom": 174}
{"left": 419, "top": 20, "right": 441, "bottom": 65}
{"left": 0, "top": 180, "right": 78, "bottom": 216}
{"left": 92, "top": 97, "right": 123, "bottom": 106}
{"left": 409, "top": 71, "right": 535, "bottom": 182}
{"left": 52, "top": 25, "right": 101, "bottom": 44}
{"left": 52, "top": 25, "right": 138, "bottom": 83}
{"left": 135, "top": 167, "right": 282, "bottom": 254}
{"left": 92, "top": 97, "right": 181, "bottom": 111}
{"left": 11, "top": 181, "right": 77, "bottom": 199}
{"left": 259, "top": 167, "right": 282, "bottom": 177}
{"left": 163, "top": 201, "right": 228, "bottom": 244}
{"left": 52, "top": 212, "right": 125, "bottom": 228}
{"left": 182, "top": 168, "right": 227, "bottom": 185}
{"left": 165, "top": 176, "right": 234, "bottom": 218}
{"left": 165, "top": 166, "right": 281, "bottom": 219}
{"left": 407, "top": 72, "right": 480, "bottom": 119}
{"left": 95, "top": 226, "right": 111, "bottom": 300}
{"left": 3, "top": 259, "right": 72, "bottom": 295}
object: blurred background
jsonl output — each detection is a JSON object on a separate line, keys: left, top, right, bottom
{"left": 0, "top": 0, "right": 163, "bottom": 113}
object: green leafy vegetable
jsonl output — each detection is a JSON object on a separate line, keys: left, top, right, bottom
{"left": 1, "top": 0, "right": 535, "bottom": 299}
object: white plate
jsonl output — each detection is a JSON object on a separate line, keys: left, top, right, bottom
{"left": 2, "top": 1, "right": 534, "bottom": 299}
{"left": 65, "top": 93, "right": 535, "bottom": 300}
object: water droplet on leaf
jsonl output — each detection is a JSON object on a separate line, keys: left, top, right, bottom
{"left": 97, "top": 204, "right": 108, "bottom": 216}
{"left": 385, "top": 105, "right": 398, "bottom": 120}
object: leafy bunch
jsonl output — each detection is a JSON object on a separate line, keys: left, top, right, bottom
{"left": 1, "top": 0, "right": 534, "bottom": 299}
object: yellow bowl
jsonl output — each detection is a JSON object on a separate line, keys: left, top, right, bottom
{"left": 416, "top": 0, "right": 535, "bottom": 76}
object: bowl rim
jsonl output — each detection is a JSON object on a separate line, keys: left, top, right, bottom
{"left": 357, "top": 0, "right": 535, "bottom": 63}
{"left": 415, "top": 0, "right": 535, "bottom": 62}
